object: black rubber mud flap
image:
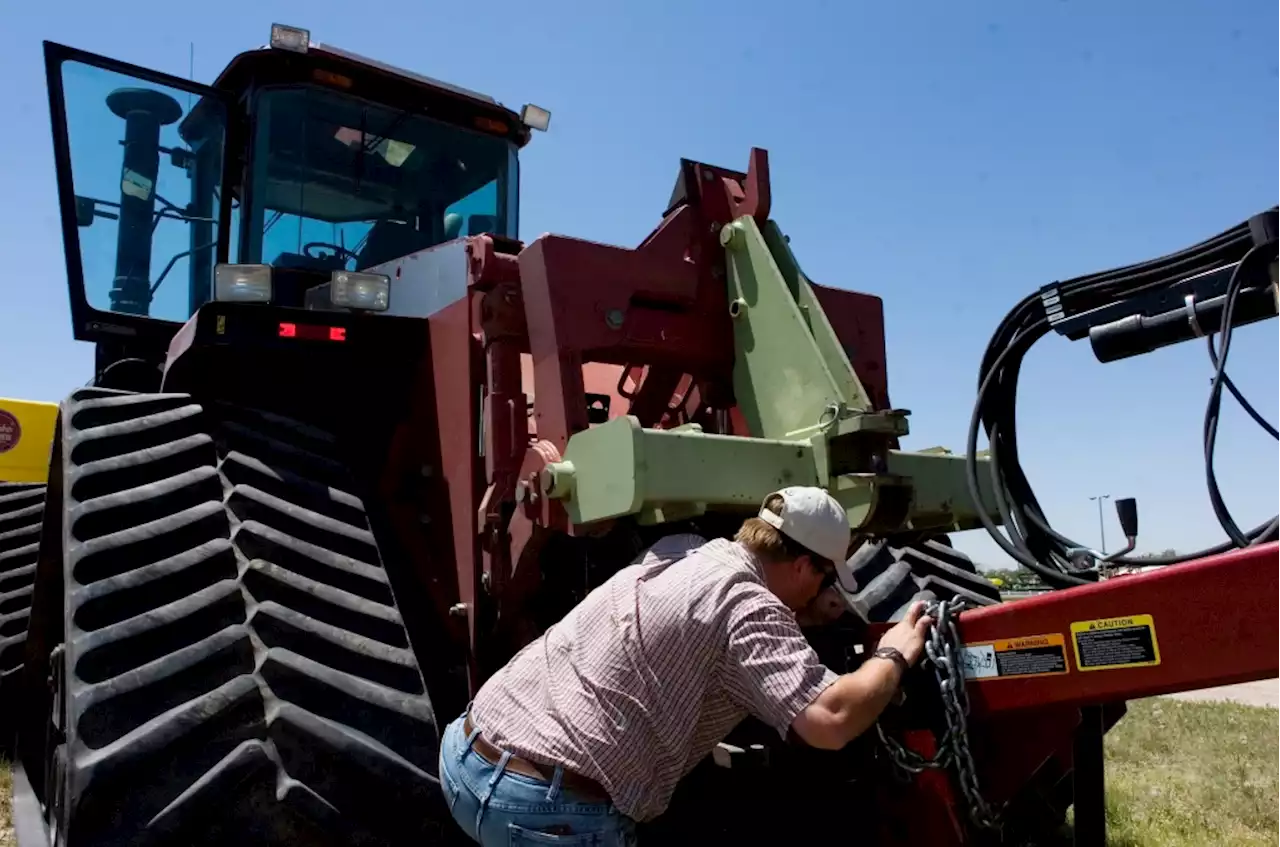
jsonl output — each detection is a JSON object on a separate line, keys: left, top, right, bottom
{"left": 47, "top": 389, "right": 455, "bottom": 846}
{"left": 0, "top": 481, "right": 45, "bottom": 753}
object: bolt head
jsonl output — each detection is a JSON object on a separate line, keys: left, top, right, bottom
{"left": 719, "top": 223, "right": 740, "bottom": 248}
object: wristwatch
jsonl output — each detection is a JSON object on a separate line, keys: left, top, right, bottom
{"left": 871, "top": 646, "right": 910, "bottom": 675}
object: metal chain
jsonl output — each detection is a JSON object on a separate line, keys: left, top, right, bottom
{"left": 875, "top": 597, "right": 1006, "bottom": 833}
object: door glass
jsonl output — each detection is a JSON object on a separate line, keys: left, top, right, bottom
{"left": 58, "top": 59, "right": 227, "bottom": 322}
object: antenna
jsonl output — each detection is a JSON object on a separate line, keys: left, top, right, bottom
{"left": 188, "top": 42, "right": 194, "bottom": 109}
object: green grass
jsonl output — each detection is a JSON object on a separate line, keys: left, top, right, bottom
{"left": 1, "top": 755, "right": 11, "bottom": 847}
{"left": 0, "top": 699, "right": 1275, "bottom": 846}
{"left": 1060, "top": 698, "right": 1278, "bottom": 846}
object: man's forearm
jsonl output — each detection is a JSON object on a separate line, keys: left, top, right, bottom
{"left": 809, "top": 657, "right": 904, "bottom": 747}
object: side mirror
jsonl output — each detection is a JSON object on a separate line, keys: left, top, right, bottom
{"left": 1115, "top": 497, "right": 1138, "bottom": 539}
{"left": 75, "top": 195, "right": 95, "bottom": 228}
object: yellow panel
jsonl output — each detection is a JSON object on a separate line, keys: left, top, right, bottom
{"left": 0, "top": 397, "right": 58, "bottom": 484}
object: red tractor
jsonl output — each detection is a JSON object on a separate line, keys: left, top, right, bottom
{"left": 5, "top": 23, "right": 1276, "bottom": 847}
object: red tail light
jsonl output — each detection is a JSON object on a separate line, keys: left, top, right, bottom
{"left": 277, "top": 322, "right": 346, "bottom": 342}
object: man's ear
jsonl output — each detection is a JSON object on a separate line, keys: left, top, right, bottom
{"left": 791, "top": 554, "right": 811, "bottom": 577}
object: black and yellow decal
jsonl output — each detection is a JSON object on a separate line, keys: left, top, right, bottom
{"left": 1070, "top": 614, "right": 1161, "bottom": 671}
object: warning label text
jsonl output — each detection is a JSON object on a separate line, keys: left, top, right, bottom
{"left": 1071, "top": 614, "right": 1160, "bottom": 671}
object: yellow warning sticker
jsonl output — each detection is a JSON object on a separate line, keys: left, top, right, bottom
{"left": 959, "top": 632, "right": 1069, "bottom": 681}
{"left": 1070, "top": 614, "right": 1160, "bottom": 671}
{"left": 216, "top": 315, "right": 226, "bottom": 335}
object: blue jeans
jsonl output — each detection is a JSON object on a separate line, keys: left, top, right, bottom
{"left": 438, "top": 712, "right": 638, "bottom": 845}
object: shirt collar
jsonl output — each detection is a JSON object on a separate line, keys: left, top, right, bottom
{"left": 701, "top": 538, "right": 766, "bottom": 581}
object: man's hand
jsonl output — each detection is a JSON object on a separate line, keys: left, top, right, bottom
{"left": 874, "top": 601, "right": 934, "bottom": 667}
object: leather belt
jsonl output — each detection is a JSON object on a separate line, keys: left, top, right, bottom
{"left": 463, "top": 715, "right": 611, "bottom": 803}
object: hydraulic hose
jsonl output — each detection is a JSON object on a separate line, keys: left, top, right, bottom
{"left": 966, "top": 209, "right": 1279, "bottom": 585}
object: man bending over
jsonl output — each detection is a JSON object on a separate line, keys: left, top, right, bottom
{"left": 438, "top": 486, "right": 934, "bottom": 845}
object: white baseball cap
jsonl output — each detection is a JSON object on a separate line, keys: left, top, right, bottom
{"left": 757, "top": 486, "right": 851, "bottom": 565}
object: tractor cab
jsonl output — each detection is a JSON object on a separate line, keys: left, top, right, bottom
{"left": 44, "top": 25, "right": 547, "bottom": 356}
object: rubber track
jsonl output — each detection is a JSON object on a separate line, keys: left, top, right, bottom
{"left": 55, "top": 389, "right": 448, "bottom": 846}
{"left": 845, "top": 538, "right": 1002, "bottom": 623}
{"left": 0, "top": 481, "right": 45, "bottom": 751}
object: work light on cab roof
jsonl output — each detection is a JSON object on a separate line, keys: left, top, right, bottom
{"left": 269, "top": 23, "right": 312, "bottom": 54}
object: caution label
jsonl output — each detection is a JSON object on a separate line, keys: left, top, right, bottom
{"left": 1070, "top": 614, "right": 1160, "bottom": 671}
{"left": 960, "top": 633, "right": 1069, "bottom": 681}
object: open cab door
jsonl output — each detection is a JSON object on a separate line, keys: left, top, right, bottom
{"left": 43, "top": 41, "right": 236, "bottom": 348}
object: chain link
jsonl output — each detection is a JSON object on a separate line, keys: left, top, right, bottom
{"left": 875, "top": 597, "right": 1006, "bottom": 833}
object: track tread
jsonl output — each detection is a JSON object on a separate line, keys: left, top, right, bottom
{"left": 0, "top": 523, "right": 41, "bottom": 555}
{"left": 0, "top": 480, "right": 44, "bottom": 752}
{"left": 55, "top": 389, "right": 441, "bottom": 846}
{"left": 846, "top": 537, "right": 1000, "bottom": 624}
{"left": 898, "top": 546, "right": 1002, "bottom": 603}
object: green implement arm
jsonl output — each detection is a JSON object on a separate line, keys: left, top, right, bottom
{"left": 540, "top": 214, "right": 1001, "bottom": 536}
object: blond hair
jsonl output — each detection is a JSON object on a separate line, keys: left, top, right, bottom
{"left": 735, "top": 494, "right": 834, "bottom": 569}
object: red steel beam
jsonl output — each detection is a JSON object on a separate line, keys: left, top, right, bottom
{"left": 953, "top": 542, "right": 1278, "bottom": 715}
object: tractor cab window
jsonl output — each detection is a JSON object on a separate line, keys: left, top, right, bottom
{"left": 239, "top": 87, "right": 517, "bottom": 276}
{"left": 54, "top": 59, "right": 228, "bottom": 322}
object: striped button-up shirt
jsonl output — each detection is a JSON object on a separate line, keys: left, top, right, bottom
{"left": 468, "top": 537, "right": 840, "bottom": 821}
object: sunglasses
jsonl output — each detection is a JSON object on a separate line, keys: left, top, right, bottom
{"left": 813, "top": 560, "right": 838, "bottom": 592}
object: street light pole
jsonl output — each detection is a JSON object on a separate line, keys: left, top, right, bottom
{"left": 1089, "top": 494, "right": 1111, "bottom": 554}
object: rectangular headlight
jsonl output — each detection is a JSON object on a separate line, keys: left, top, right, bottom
{"left": 214, "top": 264, "right": 273, "bottom": 303}
{"left": 330, "top": 271, "right": 390, "bottom": 312}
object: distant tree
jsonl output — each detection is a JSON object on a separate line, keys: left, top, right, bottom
{"left": 984, "top": 567, "right": 1048, "bottom": 591}
{"left": 986, "top": 550, "right": 1179, "bottom": 589}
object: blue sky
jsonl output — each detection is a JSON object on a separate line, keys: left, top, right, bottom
{"left": 1, "top": 0, "right": 1275, "bottom": 569}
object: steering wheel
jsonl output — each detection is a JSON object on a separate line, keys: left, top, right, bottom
{"left": 303, "top": 242, "right": 359, "bottom": 263}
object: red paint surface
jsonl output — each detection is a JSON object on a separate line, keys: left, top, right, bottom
{"left": 958, "top": 542, "right": 1279, "bottom": 714}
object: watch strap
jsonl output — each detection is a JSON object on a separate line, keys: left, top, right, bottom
{"left": 872, "top": 646, "right": 910, "bottom": 675}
